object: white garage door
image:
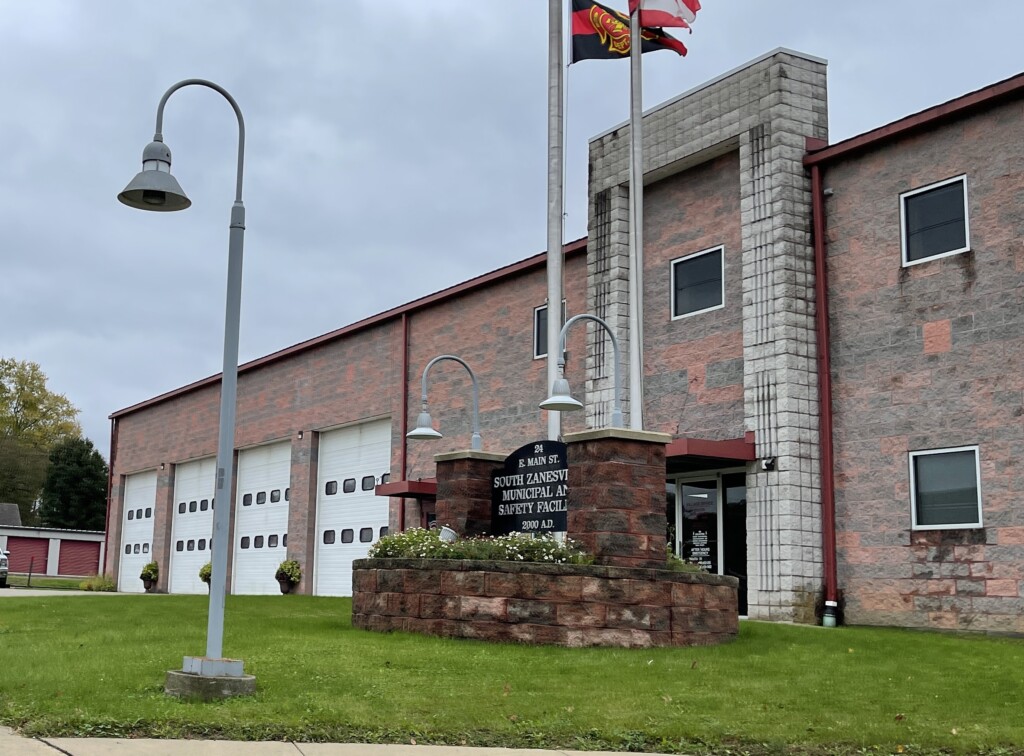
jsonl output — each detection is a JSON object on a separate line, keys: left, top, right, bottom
{"left": 118, "top": 470, "right": 158, "bottom": 593}
{"left": 169, "top": 457, "right": 216, "bottom": 594}
{"left": 315, "top": 420, "right": 391, "bottom": 596}
{"left": 232, "top": 441, "right": 291, "bottom": 595}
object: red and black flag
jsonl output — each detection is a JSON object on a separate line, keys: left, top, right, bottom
{"left": 570, "top": 0, "right": 687, "bottom": 63}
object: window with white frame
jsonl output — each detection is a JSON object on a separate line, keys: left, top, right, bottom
{"left": 909, "top": 445, "right": 982, "bottom": 530}
{"left": 533, "top": 300, "right": 567, "bottom": 359}
{"left": 900, "top": 175, "right": 969, "bottom": 266}
{"left": 671, "top": 246, "right": 724, "bottom": 319}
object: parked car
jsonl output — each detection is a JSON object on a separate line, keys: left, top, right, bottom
{"left": 0, "top": 549, "right": 8, "bottom": 588}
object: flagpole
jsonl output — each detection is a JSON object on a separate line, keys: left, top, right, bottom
{"left": 627, "top": 7, "right": 645, "bottom": 431}
{"left": 546, "top": 0, "right": 565, "bottom": 441}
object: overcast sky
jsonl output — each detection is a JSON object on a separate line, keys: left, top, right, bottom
{"left": 1, "top": 1, "right": 1021, "bottom": 460}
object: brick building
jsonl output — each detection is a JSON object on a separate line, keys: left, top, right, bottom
{"left": 105, "top": 49, "right": 1024, "bottom": 632}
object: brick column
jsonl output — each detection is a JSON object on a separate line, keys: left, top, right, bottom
{"left": 286, "top": 430, "right": 318, "bottom": 595}
{"left": 434, "top": 451, "right": 506, "bottom": 537}
{"left": 152, "top": 464, "right": 175, "bottom": 593}
{"left": 565, "top": 429, "right": 671, "bottom": 569}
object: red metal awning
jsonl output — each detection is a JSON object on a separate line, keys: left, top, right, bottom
{"left": 375, "top": 478, "right": 437, "bottom": 499}
{"left": 665, "top": 435, "right": 756, "bottom": 462}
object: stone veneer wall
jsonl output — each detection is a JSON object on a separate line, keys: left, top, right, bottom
{"left": 352, "top": 559, "right": 738, "bottom": 648}
{"left": 587, "top": 48, "right": 829, "bottom": 621}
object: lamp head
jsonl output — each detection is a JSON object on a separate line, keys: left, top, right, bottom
{"left": 118, "top": 140, "right": 191, "bottom": 212}
{"left": 407, "top": 410, "right": 443, "bottom": 441}
{"left": 539, "top": 376, "right": 584, "bottom": 413}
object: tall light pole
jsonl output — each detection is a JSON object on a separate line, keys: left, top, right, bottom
{"left": 119, "top": 79, "right": 254, "bottom": 696}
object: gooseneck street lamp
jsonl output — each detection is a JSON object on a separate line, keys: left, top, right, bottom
{"left": 407, "top": 355, "right": 483, "bottom": 451}
{"left": 119, "top": 79, "right": 249, "bottom": 685}
{"left": 540, "top": 313, "right": 624, "bottom": 428}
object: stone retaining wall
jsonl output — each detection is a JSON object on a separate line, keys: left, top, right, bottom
{"left": 352, "top": 558, "right": 739, "bottom": 648}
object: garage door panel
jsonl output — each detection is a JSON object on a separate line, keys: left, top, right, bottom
{"left": 233, "top": 442, "right": 291, "bottom": 595}
{"left": 118, "top": 470, "right": 158, "bottom": 593}
{"left": 6, "top": 536, "right": 49, "bottom": 574}
{"left": 169, "top": 457, "right": 216, "bottom": 594}
{"left": 315, "top": 420, "right": 391, "bottom": 596}
{"left": 57, "top": 541, "right": 100, "bottom": 576}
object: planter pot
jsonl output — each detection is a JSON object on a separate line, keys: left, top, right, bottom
{"left": 142, "top": 578, "right": 154, "bottom": 592}
{"left": 277, "top": 578, "right": 294, "bottom": 594}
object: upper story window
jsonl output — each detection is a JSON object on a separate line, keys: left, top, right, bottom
{"left": 533, "top": 300, "right": 567, "bottom": 359}
{"left": 909, "top": 446, "right": 982, "bottom": 530}
{"left": 900, "top": 175, "right": 969, "bottom": 266}
{"left": 671, "top": 246, "right": 724, "bottom": 319}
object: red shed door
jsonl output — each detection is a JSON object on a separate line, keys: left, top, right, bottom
{"left": 6, "top": 536, "right": 48, "bottom": 574}
{"left": 58, "top": 540, "right": 100, "bottom": 576}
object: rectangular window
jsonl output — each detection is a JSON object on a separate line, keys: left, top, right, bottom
{"left": 343, "top": 478, "right": 356, "bottom": 493}
{"left": 325, "top": 481, "right": 338, "bottom": 496}
{"left": 901, "top": 175, "right": 969, "bottom": 266}
{"left": 241, "top": 536, "right": 250, "bottom": 549}
{"left": 178, "top": 502, "right": 186, "bottom": 514}
{"left": 341, "top": 529, "right": 354, "bottom": 544}
{"left": 254, "top": 536, "right": 264, "bottom": 549}
{"left": 533, "top": 300, "right": 567, "bottom": 359}
{"left": 359, "top": 527, "right": 373, "bottom": 543}
{"left": 270, "top": 489, "right": 281, "bottom": 503}
{"left": 142, "top": 543, "right": 149, "bottom": 554}
{"left": 323, "top": 530, "right": 336, "bottom": 545}
{"left": 361, "top": 475, "right": 376, "bottom": 491}
{"left": 200, "top": 499, "right": 209, "bottom": 511}
{"left": 268, "top": 534, "right": 279, "bottom": 548}
{"left": 910, "top": 446, "right": 982, "bottom": 530}
{"left": 187, "top": 540, "right": 195, "bottom": 552}
{"left": 145, "top": 508, "right": 152, "bottom": 518}
{"left": 175, "top": 541, "right": 183, "bottom": 552}
{"left": 243, "top": 493, "right": 252, "bottom": 506}
{"left": 672, "top": 246, "right": 724, "bottom": 319}
{"left": 198, "top": 539, "right": 206, "bottom": 551}
{"left": 189, "top": 501, "right": 197, "bottom": 513}
{"left": 128, "top": 510, "right": 134, "bottom": 521}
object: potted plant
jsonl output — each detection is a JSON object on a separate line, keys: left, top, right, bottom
{"left": 140, "top": 560, "right": 159, "bottom": 592}
{"left": 199, "top": 561, "right": 211, "bottom": 590}
{"left": 275, "top": 559, "right": 301, "bottom": 594}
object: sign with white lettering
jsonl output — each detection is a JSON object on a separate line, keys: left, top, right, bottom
{"left": 491, "top": 440, "right": 568, "bottom": 535}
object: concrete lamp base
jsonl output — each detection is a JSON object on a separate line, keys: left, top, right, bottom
{"left": 165, "top": 656, "right": 256, "bottom": 700}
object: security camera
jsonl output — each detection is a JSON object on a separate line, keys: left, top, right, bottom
{"left": 760, "top": 457, "right": 776, "bottom": 471}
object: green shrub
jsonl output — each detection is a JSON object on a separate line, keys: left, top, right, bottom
{"left": 198, "top": 562, "right": 212, "bottom": 584}
{"left": 139, "top": 561, "right": 159, "bottom": 581}
{"left": 275, "top": 559, "right": 302, "bottom": 584}
{"left": 665, "top": 546, "right": 705, "bottom": 573}
{"left": 368, "top": 528, "right": 593, "bottom": 565}
{"left": 79, "top": 574, "right": 116, "bottom": 592}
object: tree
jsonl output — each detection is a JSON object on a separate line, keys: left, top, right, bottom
{"left": 38, "top": 437, "right": 109, "bottom": 530}
{"left": 0, "top": 358, "right": 82, "bottom": 524}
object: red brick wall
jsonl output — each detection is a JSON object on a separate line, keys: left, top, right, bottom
{"left": 824, "top": 98, "right": 1024, "bottom": 632}
{"left": 109, "top": 253, "right": 589, "bottom": 580}
{"left": 642, "top": 151, "right": 745, "bottom": 439}
{"left": 352, "top": 558, "right": 738, "bottom": 647}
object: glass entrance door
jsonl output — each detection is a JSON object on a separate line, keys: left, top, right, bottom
{"left": 670, "top": 473, "right": 747, "bottom": 615}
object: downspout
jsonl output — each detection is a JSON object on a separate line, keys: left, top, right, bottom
{"left": 811, "top": 162, "right": 839, "bottom": 627}
{"left": 398, "top": 312, "right": 409, "bottom": 531}
{"left": 103, "top": 417, "right": 118, "bottom": 577}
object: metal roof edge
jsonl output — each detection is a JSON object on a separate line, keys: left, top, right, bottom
{"left": 110, "top": 237, "right": 588, "bottom": 419}
{"left": 805, "top": 69, "right": 1024, "bottom": 166}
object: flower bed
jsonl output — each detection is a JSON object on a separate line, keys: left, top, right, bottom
{"left": 352, "top": 558, "right": 738, "bottom": 648}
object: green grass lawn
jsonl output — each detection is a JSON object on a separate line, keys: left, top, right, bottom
{"left": 3, "top": 575, "right": 87, "bottom": 590}
{"left": 0, "top": 595, "right": 1021, "bottom": 754}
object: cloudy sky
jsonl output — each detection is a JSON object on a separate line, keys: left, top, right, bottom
{"left": 1, "top": 1, "right": 1020, "bottom": 460}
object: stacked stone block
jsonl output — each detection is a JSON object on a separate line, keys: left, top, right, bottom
{"left": 587, "top": 49, "right": 829, "bottom": 620}
{"left": 352, "top": 559, "right": 738, "bottom": 648}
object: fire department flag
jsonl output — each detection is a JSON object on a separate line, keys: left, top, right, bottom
{"left": 570, "top": 0, "right": 687, "bottom": 63}
{"left": 628, "top": 0, "right": 700, "bottom": 28}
